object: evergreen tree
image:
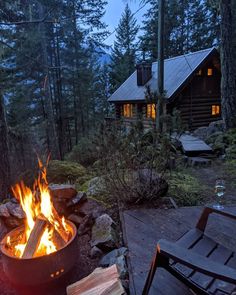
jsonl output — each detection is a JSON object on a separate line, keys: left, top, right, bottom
{"left": 140, "top": 0, "right": 220, "bottom": 60}
{"left": 110, "top": 4, "right": 139, "bottom": 90}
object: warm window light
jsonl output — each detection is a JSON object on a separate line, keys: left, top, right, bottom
{"left": 212, "top": 105, "right": 220, "bottom": 116}
{"left": 147, "top": 103, "right": 156, "bottom": 119}
{"left": 207, "top": 68, "right": 213, "bottom": 76}
{"left": 123, "top": 104, "right": 133, "bottom": 117}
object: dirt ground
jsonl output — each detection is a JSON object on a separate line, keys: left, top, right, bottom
{"left": 189, "top": 160, "right": 236, "bottom": 205}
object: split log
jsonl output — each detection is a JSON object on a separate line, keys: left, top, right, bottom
{"left": 66, "top": 264, "right": 125, "bottom": 295}
{"left": 22, "top": 215, "right": 47, "bottom": 259}
{"left": 49, "top": 206, "right": 70, "bottom": 243}
{"left": 52, "top": 230, "right": 66, "bottom": 249}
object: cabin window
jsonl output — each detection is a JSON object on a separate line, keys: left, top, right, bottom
{"left": 212, "top": 105, "right": 220, "bottom": 116}
{"left": 196, "top": 69, "right": 202, "bottom": 76}
{"left": 146, "top": 103, "right": 156, "bottom": 119}
{"left": 207, "top": 68, "right": 213, "bottom": 76}
{"left": 123, "top": 104, "right": 133, "bottom": 117}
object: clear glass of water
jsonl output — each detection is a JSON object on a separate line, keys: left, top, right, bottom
{"left": 213, "top": 179, "right": 225, "bottom": 210}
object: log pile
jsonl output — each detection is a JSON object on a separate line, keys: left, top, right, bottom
{"left": 66, "top": 264, "right": 126, "bottom": 295}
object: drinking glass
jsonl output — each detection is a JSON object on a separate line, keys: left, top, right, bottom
{"left": 213, "top": 179, "right": 225, "bottom": 210}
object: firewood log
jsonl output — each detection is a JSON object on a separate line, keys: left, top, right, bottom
{"left": 66, "top": 264, "right": 126, "bottom": 295}
{"left": 22, "top": 215, "right": 47, "bottom": 259}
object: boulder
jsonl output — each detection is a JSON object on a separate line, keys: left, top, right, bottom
{"left": 78, "top": 215, "right": 94, "bottom": 236}
{"left": 99, "top": 247, "right": 128, "bottom": 279}
{"left": 49, "top": 184, "right": 77, "bottom": 200}
{"left": 5, "top": 202, "right": 25, "bottom": 219}
{"left": 77, "top": 199, "right": 104, "bottom": 219}
{"left": 4, "top": 216, "right": 24, "bottom": 229}
{"left": 193, "top": 126, "right": 208, "bottom": 140}
{"left": 68, "top": 214, "right": 84, "bottom": 227}
{"left": 87, "top": 177, "right": 106, "bottom": 198}
{"left": 91, "top": 214, "right": 118, "bottom": 251}
{"left": 136, "top": 169, "right": 169, "bottom": 200}
{"left": 0, "top": 204, "right": 10, "bottom": 218}
{"left": 0, "top": 219, "right": 7, "bottom": 240}
{"left": 187, "top": 157, "right": 212, "bottom": 167}
{"left": 67, "top": 192, "right": 87, "bottom": 208}
{"left": 90, "top": 246, "right": 103, "bottom": 259}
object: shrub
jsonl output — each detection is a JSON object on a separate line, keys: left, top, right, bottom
{"left": 47, "top": 160, "right": 86, "bottom": 183}
{"left": 95, "top": 124, "right": 173, "bottom": 204}
{"left": 168, "top": 171, "right": 205, "bottom": 206}
{"left": 65, "top": 137, "right": 98, "bottom": 167}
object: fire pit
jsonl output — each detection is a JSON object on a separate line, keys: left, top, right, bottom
{"left": 0, "top": 160, "right": 79, "bottom": 287}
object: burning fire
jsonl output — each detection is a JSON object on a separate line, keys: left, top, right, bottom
{"left": 9, "top": 159, "right": 70, "bottom": 258}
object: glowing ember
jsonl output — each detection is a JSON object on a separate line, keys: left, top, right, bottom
{"left": 10, "top": 159, "right": 70, "bottom": 258}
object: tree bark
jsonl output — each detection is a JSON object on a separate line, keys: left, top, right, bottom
{"left": 220, "top": 0, "right": 236, "bottom": 128}
{"left": 38, "top": 2, "right": 61, "bottom": 159}
{"left": 0, "top": 93, "right": 11, "bottom": 201}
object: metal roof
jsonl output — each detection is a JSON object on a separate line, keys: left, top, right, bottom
{"left": 108, "top": 47, "right": 217, "bottom": 102}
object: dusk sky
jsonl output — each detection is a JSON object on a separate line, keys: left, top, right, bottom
{"left": 103, "top": 0, "right": 148, "bottom": 47}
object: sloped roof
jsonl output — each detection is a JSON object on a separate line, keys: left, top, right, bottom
{"left": 108, "top": 47, "right": 217, "bottom": 102}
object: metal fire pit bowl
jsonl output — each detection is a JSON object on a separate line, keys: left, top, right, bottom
{"left": 0, "top": 220, "right": 78, "bottom": 287}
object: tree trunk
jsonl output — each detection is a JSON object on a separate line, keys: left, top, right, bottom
{"left": 38, "top": 2, "right": 61, "bottom": 159}
{"left": 220, "top": 0, "right": 236, "bottom": 128}
{"left": 0, "top": 93, "right": 10, "bottom": 201}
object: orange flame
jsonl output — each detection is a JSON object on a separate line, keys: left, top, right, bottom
{"left": 11, "top": 159, "right": 69, "bottom": 258}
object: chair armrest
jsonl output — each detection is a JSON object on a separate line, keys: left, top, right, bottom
{"left": 158, "top": 239, "right": 236, "bottom": 284}
{"left": 196, "top": 206, "right": 236, "bottom": 232}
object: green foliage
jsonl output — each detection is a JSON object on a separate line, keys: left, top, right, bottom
{"left": 95, "top": 124, "right": 173, "bottom": 204}
{"left": 110, "top": 4, "right": 139, "bottom": 90}
{"left": 140, "top": 0, "right": 220, "bottom": 60}
{"left": 168, "top": 171, "right": 205, "bottom": 206}
{"left": 65, "top": 137, "right": 99, "bottom": 167}
{"left": 47, "top": 160, "right": 86, "bottom": 184}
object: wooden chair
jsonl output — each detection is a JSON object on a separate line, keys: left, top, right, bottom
{"left": 142, "top": 206, "right": 236, "bottom": 295}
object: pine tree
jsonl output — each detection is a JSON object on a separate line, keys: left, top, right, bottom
{"left": 140, "top": 0, "right": 220, "bottom": 60}
{"left": 110, "top": 4, "right": 139, "bottom": 90}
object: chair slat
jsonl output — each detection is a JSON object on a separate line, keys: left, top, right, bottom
{"left": 173, "top": 235, "right": 216, "bottom": 278}
{"left": 208, "top": 255, "right": 236, "bottom": 295}
{"left": 190, "top": 245, "right": 233, "bottom": 290}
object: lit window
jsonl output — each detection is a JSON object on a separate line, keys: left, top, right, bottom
{"left": 212, "top": 105, "right": 220, "bottom": 116}
{"left": 123, "top": 104, "right": 133, "bottom": 117}
{"left": 196, "top": 69, "right": 202, "bottom": 76}
{"left": 147, "top": 103, "right": 156, "bottom": 119}
{"left": 207, "top": 68, "right": 213, "bottom": 76}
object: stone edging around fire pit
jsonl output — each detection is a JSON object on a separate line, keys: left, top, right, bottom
{"left": 0, "top": 184, "right": 128, "bottom": 294}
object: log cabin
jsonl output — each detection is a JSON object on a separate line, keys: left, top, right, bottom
{"left": 108, "top": 47, "right": 221, "bottom": 130}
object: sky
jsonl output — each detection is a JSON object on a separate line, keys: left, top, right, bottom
{"left": 102, "top": 0, "right": 148, "bottom": 47}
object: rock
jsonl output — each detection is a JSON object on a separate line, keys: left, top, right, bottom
{"left": 99, "top": 247, "right": 128, "bottom": 266}
{"left": 67, "top": 192, "right": 87, "bottom": 207}
{"left": 90, "top": 246, "right": 103, "bottom": 259}
{"left": 49, "top": 184, "right": 77, "bottom": 200}
{"left": 4, "top": 216, "right": 23, "bottom": 229}
{"left": 91, "top": 214, "right": 118, "bottom": 251}
{"left": 193, "top": 126, "right": 208, "bottom": 140}
{"left": 99, "top": 247, "right": 128, "bottom": 279}
{"left": 87, "top": 177, "right": 106, "bottom": 198}
{"left": 0, "top": 219, "right": 8, "bottom": 240}
{"left": 0, "top": 204, "right": 10, "bottom": 218}
{"left": 68, "top": 214, "right": 84, "bottom": 227}
{"left": 136, "top": 169, "right": 169, "bottom": 200}
{"left": 78, "top": 214, "right": 94, "bottom": 236}
{"left": 77, "top": 199, "right": 104, "bottom": 219}
{"left": 5, "top": 202, "right": 25, "bottom": 219}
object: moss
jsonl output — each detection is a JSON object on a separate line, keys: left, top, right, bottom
{"left": 168, "top": 171, "right": 206, "bottom": 206}
{"left": 47, "top": 160, "right": 86, "bottom": 183}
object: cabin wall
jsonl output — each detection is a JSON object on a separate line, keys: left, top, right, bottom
{"left": 115, "top": 103, "right": 155, "bottom": 129}
{"left": 170, "top": 60, "right": 221, "bottom": 130}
